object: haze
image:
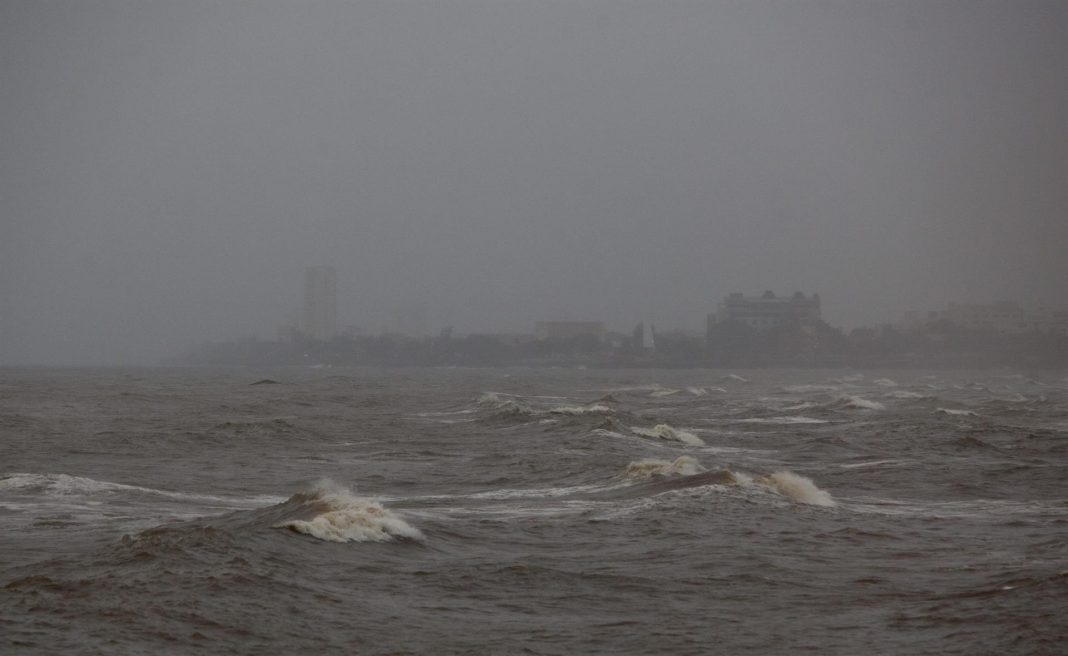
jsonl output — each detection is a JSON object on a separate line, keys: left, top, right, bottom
{"left": 1, "top": 1, "right": 1065, "bottom": 365}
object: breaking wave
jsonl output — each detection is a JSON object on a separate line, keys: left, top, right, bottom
{"left": 624, "top": 456, "right": 704, "bottom": 479}
{"left": 477, "top": 392, "right": 612, "bottom": 419}
{"left": 610, "top": 461, "right": 835, "bottom": 508}
{"left": 759, "top": 471, "right": 836, "bottom": 507}
{"left": 630, "top": 424, "right": 705, "bottom": 446}
{"left": 271, "top": 480, "right": 423, "bottom": 543}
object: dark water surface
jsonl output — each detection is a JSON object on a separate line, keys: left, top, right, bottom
{"left": 2, "top": 367, "right": 1066, "bottom": 654}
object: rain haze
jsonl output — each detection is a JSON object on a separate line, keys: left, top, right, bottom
{"left": 1, "top": 0, "right": 1066, "bottom": 365}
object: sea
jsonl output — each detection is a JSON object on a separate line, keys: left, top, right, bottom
{"left": 1, "top": 366, "right": 1066, "bottom": 655}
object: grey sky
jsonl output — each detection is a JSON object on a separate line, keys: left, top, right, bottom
{"left": 2, "top": 1, "right": 1066, "bottom": 364}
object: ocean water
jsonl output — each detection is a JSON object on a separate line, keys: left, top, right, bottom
{"left": 1, "top": 367, "right": 1066, "bottom": 654}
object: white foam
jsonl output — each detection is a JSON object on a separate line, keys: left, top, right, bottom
{"left": 759, "top": 471, "right": 836, "bottom": 507}
{"left": 650, "top": 388, "right": 681, "bottom": 398}
{"left": 936, "top": 408, "right": 978, "bottom": 417}
{"left": 624, "top": 456, "right": 704, "bottom": 479}
{"left": 872, "top": 378, "right": 898, "bottom": 387}
{"left": 0, "top": 473, "right": 283, "bottom": 507}
{"left": 686, "top": 387, "right": 708, "bottom": 396}
{"left": 630, "top": 424, "right": 706, "bottom": 446}
{"left": 838, "top": 395, "right": 885, "bottom": 410}
{"left": 273, "top": 483, "right": 422, "bottom": 543}
{"left": 548, "top": 403, "right": 613, "bottom": 416}
{"left": 886, "top": 390, "right": 925, "bottom": 399}
{"left": 722, "top": 374, "right": 750, "bottom": 383}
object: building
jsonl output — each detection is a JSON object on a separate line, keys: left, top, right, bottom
{"left": 903, "top": 301, "right": 1068, "bottom": 336}
{"left": 534, "top": 321, "right": 606, "bottom": 342}
{"left": 302, "top": 266, "right": 337, "bottom": 340}
{"left": 939, "top": 301, "right": 1025, "bottom": 334}
{"left": 711, "top": 291, "right": 821, "bottom": 333}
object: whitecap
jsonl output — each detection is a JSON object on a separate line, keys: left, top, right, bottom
{"left": 759, "top": 471, "right": 836, "bottom": 507}
{"left": 273, "top": 482, "right": 422, "bottom": 543}
{"left": 837, "top": 395, "right": 885, "bottom": 410}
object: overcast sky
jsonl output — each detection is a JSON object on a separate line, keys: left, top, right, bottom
{"left": 2, "top": 1, "right": 1066, "bottom": 364}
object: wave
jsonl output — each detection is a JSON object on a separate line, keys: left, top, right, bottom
{"left": 783, "top": 384, "right": 839, "bottom": 394}
{"left": 548, "top": 403, "right": 613, "bottom": 416}
{"left": 624, "top": 456, "right": 704, "bottom": 479}
{"left": 758, "top": 471, "right": 836, "bottom": 507}
{"left": 886, "top": 390, "right": 928, "bottom": 399}
{"left": 0, "top": 472, "right": 281, "bottom": 506}
{"left": 721, "top": 374, "right": 749, "bottom": 383}
{"left": 737, "top": 416, "right": 828, "bottom": 425}
{"left": 835, "top": 395, "right": 885, "bottom": 410}
{"left": 271, "top": 480, "right": 423, "bottom": 543}
{"left": 478, "top": 392, "right": 612, "bottom": 420}
{"left": 872, "top": 378, "right": 898, "bottom": 387}
{"left": 607, "top": 461, "right": 835, "bottom": 508}
{"left": 936, "top": 408, "right": 978, "bottom": 417}
{"left": 630, "top": 424, "right": 705, "bottom": 446}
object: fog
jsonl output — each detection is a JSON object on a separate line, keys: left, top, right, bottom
{"left": 1, "top": 1, "right": 1065, "bottom": 365}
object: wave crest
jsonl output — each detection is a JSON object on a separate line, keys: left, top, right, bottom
{"left": 759, "top": 471, "right": 836, "bottom": 506}
{"left": 836, "top": 395, "right": 885, "bottom": 411}
{"left": 625, "top": 456, "right": 704, "bottom": 479}
{"left": 272, "top": 481, "right": 423, "bottom": 543}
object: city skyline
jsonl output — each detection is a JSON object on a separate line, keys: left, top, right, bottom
{"left": 2, "top": 1, "right": 1065, "bottom": 364}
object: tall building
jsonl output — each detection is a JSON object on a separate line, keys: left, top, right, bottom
{"left": 302, "top": 266, "right": 337, "bottom": 340}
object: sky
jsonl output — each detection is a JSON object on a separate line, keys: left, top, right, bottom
{"left": 1, "top": 0, "right": 1066, "bottom": 364}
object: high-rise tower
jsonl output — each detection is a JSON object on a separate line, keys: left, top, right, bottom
{"left": 302, "top": 266, "right": 337, "bottom": 340}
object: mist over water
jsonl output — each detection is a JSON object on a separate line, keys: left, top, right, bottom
{"left": 2, "top": 1, "right": 1067, "bottom": 365}
{"left": 2, "top": 367, "right": 1066, "bottom": 653}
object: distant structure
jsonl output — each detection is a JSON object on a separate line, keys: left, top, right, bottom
{"left": 302, "top": 266, "right": 337, "bottom": 341}
{"left": 902, "top": 301, "right": 1068, "bottom": 336}
{"left": 711, "top": 291, "right": 821, "bottom": 333}
{"left": 534, "top": 321, "right": 605, "bottom": 342}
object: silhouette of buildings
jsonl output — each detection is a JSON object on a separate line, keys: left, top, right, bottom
{"left": 302, "top": 266, "right": 337, "bottom": 341}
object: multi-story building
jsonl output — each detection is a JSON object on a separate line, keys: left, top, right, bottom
{"left": 711, "top": 291, "right": 821, "bottom": 333}
{"left": 302, "top": 266, "right": 337, "bottom": 341}
{"left": 902, "top": 301, "right": 1068, "bottom": 336}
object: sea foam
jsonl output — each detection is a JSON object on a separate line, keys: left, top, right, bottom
{"left": 837, "top": 395, "right": 885, "bottom": 410}
{"left": 759, "top": 471, "right": 836, "bottom": 507}
{"left": 273, "top": 481, "right": 423, "bottom": 543}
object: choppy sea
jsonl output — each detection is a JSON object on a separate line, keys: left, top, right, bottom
{"left": 1, "top": 367, "right": 1066, "bottom": 654}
